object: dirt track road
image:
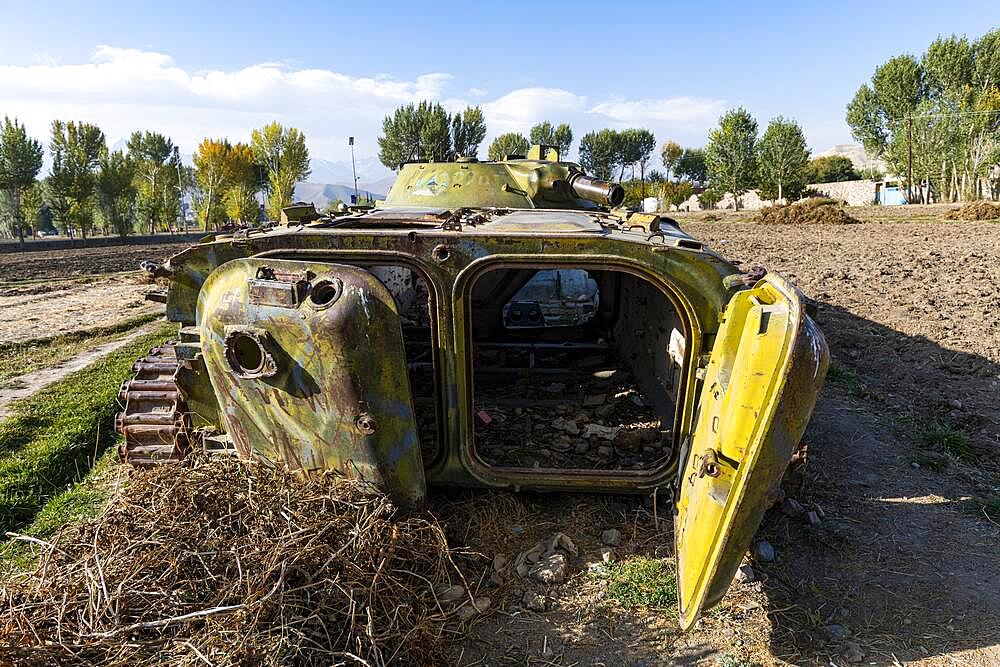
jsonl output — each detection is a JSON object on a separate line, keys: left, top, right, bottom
{"left": 0, "top": 276, "right": 162, "bottom": 343}
{"left": 452, "top": 221, "right": 1000, "bottom": 666}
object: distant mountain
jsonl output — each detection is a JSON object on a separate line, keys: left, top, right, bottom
{"left": 294, "top": 182, "right": 386, "bottom": 211}
{"left": 309, "top": 156, "right": 394, "bottom": 186}
{"left": 815, "top": 144, "right": 886, "bottom": 173}
{"left": 359, "top": 174, "right": 397, "bottom": 195}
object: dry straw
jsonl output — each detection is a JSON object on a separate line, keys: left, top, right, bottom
{"left": 756, "top": 198, "right": 862, "bottom": 225}
{"left": 943, "top": 200, "right": 1000, "bottom": 221}
{"left": 0, "top": 456, "right": 466, "bottom": 666}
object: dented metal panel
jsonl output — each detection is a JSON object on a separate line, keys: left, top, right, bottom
{"left": 196, "top": 258, "right": 426, "bottom": 508}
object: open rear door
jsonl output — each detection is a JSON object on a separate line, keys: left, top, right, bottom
{"left": 676, "top": 273, "right": 828, "bottom": 629}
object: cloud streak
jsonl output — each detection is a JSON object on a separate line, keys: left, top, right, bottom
{"left": 0, "top": 46, "right": 726, "bottom": 174}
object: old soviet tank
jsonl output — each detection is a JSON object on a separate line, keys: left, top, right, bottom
{"left": 117, "top": 145, "right": 828, "bottom": 628}
{"left": 382, "top": 144, "right": 625, "bottom": 210}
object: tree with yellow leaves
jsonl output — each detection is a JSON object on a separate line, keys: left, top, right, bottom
{"left": 250, "top": 122, "right": 311, "bottom": 220}
{"left": 193, "top": 140, "right": 261, "bottom": 229}
{"left": 193, "top": 139, "right": 233, "bottom": 230}
{"left": 224, "top": 143, "right": 259, "bottom": 225}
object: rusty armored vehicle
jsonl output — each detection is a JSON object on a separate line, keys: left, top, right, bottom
{"left": 118, "top": 145, "right": 828, "bottom": 628}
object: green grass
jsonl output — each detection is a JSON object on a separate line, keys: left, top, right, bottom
{"left": 909, "top": 450, "right": 950, "bottom": 472}
{"left": 0, "top": 449, "right": 122, "bottom": 574}
{"left": 595, "top": 557, "right": 678, "bottom": 609}
{"left": 0, "top": 312, "right": 163, "bottom": 386}
{"left": 825, "top": 360, "right": 856, "bottom": 383}
{"left": 825, "top": 360, "right": 875, "bottom": 399}
{"left": 921, "top": 422, "right": 974, "bottom": 461}
{"left": 0, "top": 322, "right": 174, "bottom": 532}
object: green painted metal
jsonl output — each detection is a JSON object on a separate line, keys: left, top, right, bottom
{"left": 382, "top": 148, "right": 622, "bottom": 210}
{"left": 196, "top": 257, "right": 426, "bottom": 508}
{"left": 164, "top": 209, "right": 735, "bottom": 495}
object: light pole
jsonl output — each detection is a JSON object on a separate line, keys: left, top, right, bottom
{"left": 349, "top": 136, "right": 359, "bottom": 205}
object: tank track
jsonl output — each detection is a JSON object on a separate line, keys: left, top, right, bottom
{"left": 115, "top": 342, "right": 191, "bottom": 465}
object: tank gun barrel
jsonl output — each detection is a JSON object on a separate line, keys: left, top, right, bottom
{"left": 568, "top": 173, "right": 625, "bottom": 208}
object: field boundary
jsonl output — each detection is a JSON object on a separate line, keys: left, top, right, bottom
{"left": 0, "top": 232, "right": 204, "bottom": 254}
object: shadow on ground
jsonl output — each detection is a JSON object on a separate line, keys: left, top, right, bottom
{"left": 440, "top": 301, "right": 1000, "bottom": 666}
{"left": 755, "top": 301, "right": 1000, "bottom": 665}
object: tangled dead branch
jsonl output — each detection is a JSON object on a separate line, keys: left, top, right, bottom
{"left": 0, "top": 457, "right": 464, "bottom": 666}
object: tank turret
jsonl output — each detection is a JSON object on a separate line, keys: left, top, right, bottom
{"left": 381, "top": 144, "right": 624, "bottom": 210}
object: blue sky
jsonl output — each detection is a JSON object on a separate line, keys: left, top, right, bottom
{"left": 0, "top": 0, "right": 996, "bottom": 177}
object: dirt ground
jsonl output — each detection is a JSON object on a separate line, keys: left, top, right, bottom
{"left": 442, "top": 220, "right": 1000, "bottom": 666}
{"left": 2, "top": 221, "right": 999, "bottom": 665}
{"left": 0, "top": 242, "right": 188, "bottom": 342}
{"left": 0, "top": 276, "right": 163, "bottom": 343}
{"left": 0, "top": 242, "right": 191, "bottom": 281}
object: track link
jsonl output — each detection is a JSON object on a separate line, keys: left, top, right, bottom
{"left": 115, "top": 342, "right": 190, "bottom": 465}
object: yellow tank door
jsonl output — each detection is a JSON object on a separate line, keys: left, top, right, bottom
{"left": 675, "top": 273, "right": 828, "bottom": 629}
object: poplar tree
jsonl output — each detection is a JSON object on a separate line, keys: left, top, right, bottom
{"left": 251, "top": 122, "right": 311, "bottom": 220}
{"left": 705, "top": 108, "right": 758, "bottom": 209}
{"left": 0, "top": 117, "right": 44, "bottom": 243}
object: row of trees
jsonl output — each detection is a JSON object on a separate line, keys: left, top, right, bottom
{"left": 374, "top": 100, "right": 842, "bottom": 210}
{"left": 705, "top": 110, "right": 812, "bottom": 204}
{"left": 0, "top": 117, "right": 313, "bottom": 241}
{"left": 0, "top": 120, "right": 188, "bottom": 241}
{"left": 377, "top": 102, "right": 487, "bottom": 168}
{"left": 487, "top": 122, "right": 573, "bottom": 162}
{"left": 645, "top": 110, "right": 814, "bottom": 209}
{"left": 847, "top": 28, "right": 1000, "bottom": 202}
{"left": 376, "top": 102, "right": 663, "bottom": 185}
{"left": 192, "top": 123, "right": 311, "bottom": 228}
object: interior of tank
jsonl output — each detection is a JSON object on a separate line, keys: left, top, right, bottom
{"left": 468, "top": 267, "right": 685, "bottom": 472}
{"left": 361, "top": 264, "right": 686, "bottom": 474}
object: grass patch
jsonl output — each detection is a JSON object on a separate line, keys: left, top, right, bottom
{"left": 921, "top": 422, "right": 974, "bottom": 461}
{"left": 595, "top": 557, "right": 677, "bottom": 609}
{"left": 0, "top": 449, "right": 121, "bottom": 574}
{"left": 825, "top": 360, "right": 874, "bottom": 399}
{"left": 825, "top": 360, "right": 857, "bottom": 383}
{"left": 909, "top": 450, "right": 950, "bottom": 472}
{"left": 960, "top": 494, "right": 1000, "bottom": 523}
{"left": 0, "top": 322, "right": 174, "bottom": 532}
{"left": 715, "top": 655, "right": 751, "bottom": 667}
{"left": 0, "top": 312, "right": 162, "bottom": 386}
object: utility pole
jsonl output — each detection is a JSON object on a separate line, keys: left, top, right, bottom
{"left": 907, "top": 115, "right": 913, "bottom": 204}
{"left": 349, "top": 136, "right": 359, "bottom": 205}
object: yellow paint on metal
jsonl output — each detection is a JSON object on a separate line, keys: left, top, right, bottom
{"left": 675, "top": 273, "right": 828, "bottom": 629}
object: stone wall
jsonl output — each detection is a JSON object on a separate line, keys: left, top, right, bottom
{"left": 808, "top": 180, "right": 878, "bottom": 206}
{"left": 675, "top": 189, "right": 776, "bottom": 212}
{"left": 671, "top": 179, "right": 881, "bottom": 211}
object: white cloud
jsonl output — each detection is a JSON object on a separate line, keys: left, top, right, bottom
{"left": 482, "top": 87, "right": 588, "bottom": 132}
{"left": 0, "top": 46, "right": 453, "bottom": 163}
{"left": 590, "top": 96, "right": 727, "bottom": 127}
{"left": 0, "top": 46, "right": 726, "bottom": 175}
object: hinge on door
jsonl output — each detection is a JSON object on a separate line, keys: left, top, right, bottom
{"left": 696, "top": 448, "right": 722, "bottom": 479}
